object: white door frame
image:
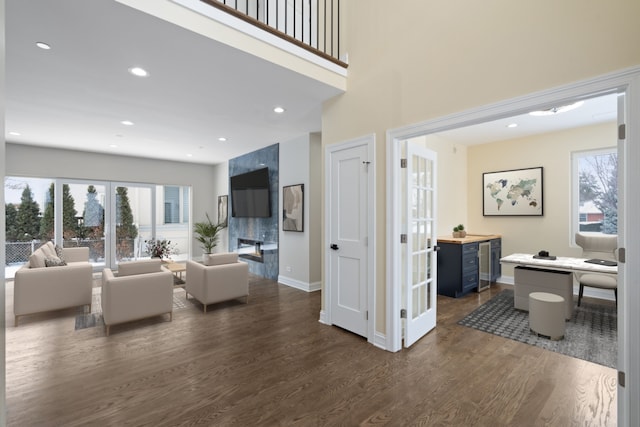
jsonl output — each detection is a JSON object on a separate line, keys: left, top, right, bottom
{"left": 386, "top": 65, "right": 640, "bottom": 427}
{"left": 321, "top": 134, "right": 376, "bottom": 345}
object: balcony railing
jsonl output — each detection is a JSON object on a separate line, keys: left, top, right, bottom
{"left": 201, "top": 0, "right": 346, "bottom": 67}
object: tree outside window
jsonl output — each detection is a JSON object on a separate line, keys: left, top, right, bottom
{"left": 575, "top": 149, "right": 617, "bottom": 235}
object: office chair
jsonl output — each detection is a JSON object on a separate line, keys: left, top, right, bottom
{"left": 574, "top": 232, "right": 618, "bottom": 306}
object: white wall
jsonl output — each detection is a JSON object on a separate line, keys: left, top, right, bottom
{"left": 5, "top": 144, "right": 218, "bottom": 258}
{"left": 278, "top": 134, "right": 321, "bottom": 291}
{"left": 322, "top": 0, "right": 640, "bottom": 334}
{"left": 468, "top": 122, "right": 617, "bottom": 279}
{"left": 211, "top": 161, "right": 230, "bottom": 254}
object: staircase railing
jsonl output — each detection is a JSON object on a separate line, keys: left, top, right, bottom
{"left": 200, "top": 0, "right": 346, "bottom": 68}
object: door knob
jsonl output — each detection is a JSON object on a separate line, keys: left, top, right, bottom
{"left": 330, "top": 244, "right": 339, "bottom": 250}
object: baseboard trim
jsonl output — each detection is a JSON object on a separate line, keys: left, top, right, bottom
{"left": 278, "top": 275, "right": 321, "bottom": 293}
{"left": 372, "top": 331, "right": 387, "bottom": 350}
{"left": 318, "top": 309, "right": 329, "bottom": 325}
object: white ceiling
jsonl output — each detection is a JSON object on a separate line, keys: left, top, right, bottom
{"left": 5, "top": 1, "right": 618, "bottom": 165}
{"left": 5, "top": 0, "right": 343, "bottom": 165}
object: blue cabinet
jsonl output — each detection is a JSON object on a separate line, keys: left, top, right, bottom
{"left": 437, "top": 236, "right": 501, "bottom": 298}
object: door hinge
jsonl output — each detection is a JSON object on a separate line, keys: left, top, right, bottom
{"left": 618, "top": 370, "right": 625, "bottom": 387}
{"left": 400, "top": 234, "right": 407, "bottom": 244}
{"left": 400, "top": 158, "right": 407, "bottom": 168}
{"left": 366, "top": 310, "right": 368, "bottom": 320}
{"left": 400, "top": 309, "right": 407, "bottom": 319}
{"left": 618, "top": 247, "right": 626, "bottom": 263}
{"left": 618, "top": 123, "right": 626, "bottom": 140}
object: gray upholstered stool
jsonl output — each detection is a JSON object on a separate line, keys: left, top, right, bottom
{"left": 529, "top": 292, "right": 565, "bottom": 340}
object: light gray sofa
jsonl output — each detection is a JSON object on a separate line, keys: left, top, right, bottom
{"left": 13, "top": 242, "right": 93, "bottom": 326}
{"left": 186, "top": 253, "right": 249, "bottom": 313}
{"left": 101, "top": 259, "right": 174, "bottom": 336}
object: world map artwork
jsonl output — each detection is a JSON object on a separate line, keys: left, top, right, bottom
{"left": 483, "top": 167, "right": 543, "bottom": 216}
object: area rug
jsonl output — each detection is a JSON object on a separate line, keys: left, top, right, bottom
{"left": 75, "top": 287, "right": 188, "bottom": 330}
{"left": 458, "top": 289, "right": 617, "bottom": 368}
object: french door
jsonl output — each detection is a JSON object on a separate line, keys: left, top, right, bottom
{"left": 404, "top": 143, "right": 438, "bottom": 347}
{"left": 56, "top": 180, "right": 156, "bottom": 270}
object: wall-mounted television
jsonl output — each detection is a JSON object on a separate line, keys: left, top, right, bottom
{"left": 230, "top": 167, "right": 271, "bottom": 218}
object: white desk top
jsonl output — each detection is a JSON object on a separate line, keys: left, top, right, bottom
{"left": 501, "top": 253, "right": 617, "bottom": 275}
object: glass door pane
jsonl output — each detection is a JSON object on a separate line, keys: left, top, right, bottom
{"left": 114, "top": 184, "right": 154, "bottom": 265}
{"left": 62, "top": 182, "right": 107, "bottom": 270}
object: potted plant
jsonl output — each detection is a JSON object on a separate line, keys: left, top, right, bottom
{"left": 194, "top": 213, "right": 226, "bottom": 263}
{"left": 144, "top": 238, "right": 177, "bottom": 261}
{"left": 452, "top": 224, "right": 466, "bottom": 238}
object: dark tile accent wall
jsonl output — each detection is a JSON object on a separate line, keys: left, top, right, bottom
{"left": 228, "top": 144, "right": 279, "bottom": 279}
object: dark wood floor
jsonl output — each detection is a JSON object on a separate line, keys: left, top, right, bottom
{"left": 4, "top": 277, "right": 616, "bottom": 426}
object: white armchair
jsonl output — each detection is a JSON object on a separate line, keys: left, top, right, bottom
{"left": 101, "top": 259, "right": 174, "bottom": 336}
{"left": 186, "top": 254, "right": 249, "bottom": 313}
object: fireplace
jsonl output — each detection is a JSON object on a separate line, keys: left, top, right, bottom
{"left": 237, "top": 238, "right": 264, "bottom": 263}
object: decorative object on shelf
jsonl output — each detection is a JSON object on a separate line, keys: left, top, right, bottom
{"left": 194, "top": 212, "right": 226, "bottom": 263}
{"left": 145, "top": 238, "right": 178, "bottom": 260}
{"left": 452, "top": 224, "right": 466, "bottom": 238}
{"left": 217, "top": 195, "right": 228, "bottom": 227}
{"left": 283, "top": 184, "right": 304, "bottom": 232}
{"left": 483, "top": 166, "right": 543, "bottom": 216}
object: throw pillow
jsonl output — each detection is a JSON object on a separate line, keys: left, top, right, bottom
{"left": 29, "top": 250, "right": 47, "bottom": 268}
{"left": 39, "top": 242, "right": 57, "bottom": 259}
{"left": 54, "top": 244, "right": 66, "bottom": 263}
{"left": 45, "top": 256, "right": 68, "bottom": 267}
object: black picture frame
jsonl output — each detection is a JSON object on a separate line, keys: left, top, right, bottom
{"left": 483, "top": 167, "right": 543, "bottom": 216}
{"left": 282, "top": 184, "right": 304, "bottom": 232}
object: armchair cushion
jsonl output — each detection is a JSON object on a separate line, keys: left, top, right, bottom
{"left": 117, "top": 259, "right": 163, "bottom": 276}
{"left": 204, "top": 252, "right": 238, "bottom": 266}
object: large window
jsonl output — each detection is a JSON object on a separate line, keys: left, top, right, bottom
{"left": 5, "top": 177, "right": 191, "bottom": 278}
{"left": 572, "top": 148, "right": 618, "bottom": 240}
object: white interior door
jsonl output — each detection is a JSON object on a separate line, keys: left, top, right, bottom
{"left": 328, "top": 142, "right": 370, "bottom": 337}
{"left": 404, "top": 143, "right": 437, "bottom": 347}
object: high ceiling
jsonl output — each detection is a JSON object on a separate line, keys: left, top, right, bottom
{"left": 5, "top": 1, "right": 618, "bottom": 165}
{"left": 5, "top": 0, "right": 343, "bottom": 165}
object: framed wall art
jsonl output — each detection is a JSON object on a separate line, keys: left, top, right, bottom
{"left": 483, "top": 167, "right": 543, "bottom": 216}
{"left": 282, "top": 184, "right": 304, "bottom": 231}
{"left": 218, "top": 195, "right": 228, "bottom": 227}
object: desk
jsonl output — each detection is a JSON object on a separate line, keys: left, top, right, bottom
{"left": 500, "top": 253, "right": 617, "bottom": 275}
{"left": 501, "top": 253, "right": 617, "bottom": 319}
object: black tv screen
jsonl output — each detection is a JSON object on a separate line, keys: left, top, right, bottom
{"left": 230, "top": 167, "right": 271, "bottom": 218}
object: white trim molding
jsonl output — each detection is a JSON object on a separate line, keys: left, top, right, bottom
{"left": 278, "top": 276, "right": 321, "bottom": 292}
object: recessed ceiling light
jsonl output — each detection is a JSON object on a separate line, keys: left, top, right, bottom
{"left": 273, "top": 106, "right": 285, "bottom": 114}
{"left": 186, "top": 153, "right": 193, "bottom": 157}
{"left": 120, "top": 120, "right": 134, "bottom": 126}
{"left": 506, "top": 123, "right": 518, "bottom": 128}
{"left": 218, "top": 137, "right": 227, "bottom": 142}
{"left": 529, "top": 101, "right": 584, "bottom": 116}
{"left": 8, "top": 131, "right": 21, "bottom": 136}
{"left": 36, "top": 42, "right": 51, "bottom": 50}
{"left": 109, "top": 144, "right": 118, "bottom": 148}
{"left": 128, "top": 67, "right": 149, "bottom": 77}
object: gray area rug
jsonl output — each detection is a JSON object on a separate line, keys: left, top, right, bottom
{"left": 458, "top": 289, "right": 617, "bottom": 368}
{"left": 75, "top": 287, "right": 188, "bottom": 330}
